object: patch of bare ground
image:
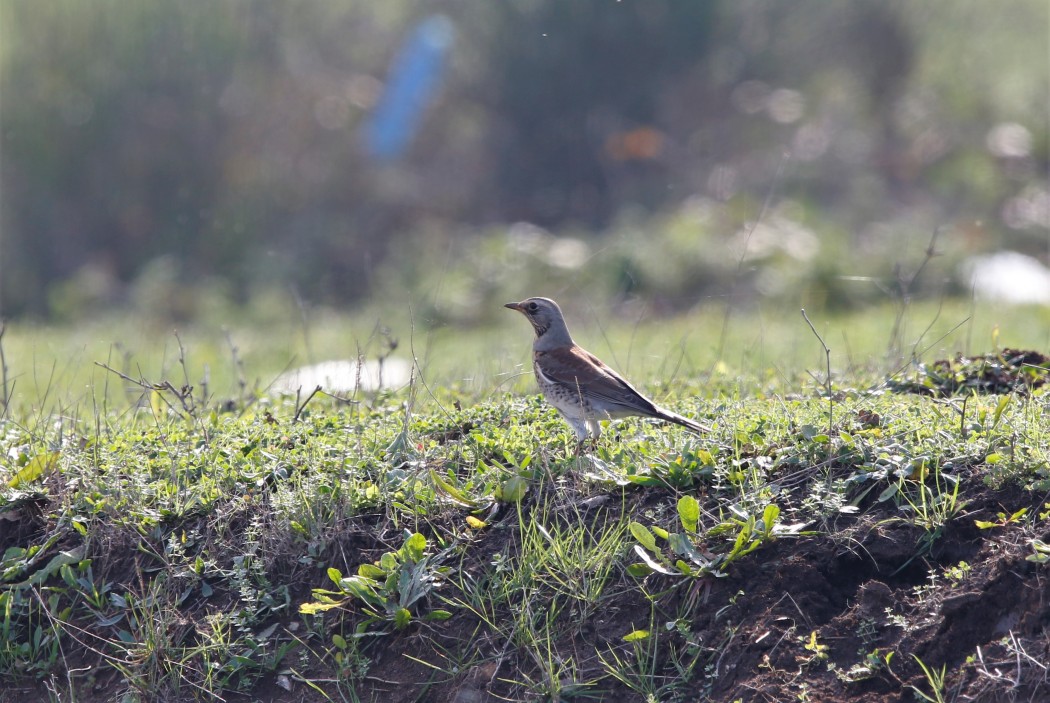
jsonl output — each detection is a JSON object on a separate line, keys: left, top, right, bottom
{"left": 6, "top": 469, "right": 1048, "bottom": 703}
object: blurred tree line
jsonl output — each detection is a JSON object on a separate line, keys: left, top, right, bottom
{"left": 0, "top": 0, "right": 1046, "bottom": 320}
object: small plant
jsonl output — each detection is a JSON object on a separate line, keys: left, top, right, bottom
{"left": 942, "top": 561, "right": 971, "bottom": 585}
{"left": 910, "top": 654, "right": 948, "bottom": 703}
{"left": 1026, "top": 539, "right": 1050, "bottom": 564}
{"left": 300, "top": 531, "right": 452, "bottom": 632}
{"left": 629, "top": 496, "right": 788, "bottom": 578}
{"left": 839, "top": 648, "right": 895, "bottom": 682}
{"left": 800, "top": 630, "right": 828, "bottom": 663}
{"left": 598, "top": 611, "right": 705, "bottom": 701}
{"left": 883, "top": 463, "right": 966, "bottom": 550}
{"left": 0, "top": 587, "right": 63, "bottom": 678}
{"left": 329, "top": 631, "right": 372, "bottom": 685}
{"left": 974, "top": 507, "right": 1027, "bottom": 529}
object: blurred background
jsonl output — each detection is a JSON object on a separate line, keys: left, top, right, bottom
{"left": 1, "top": 0, "right": 1047, "bottom": 331}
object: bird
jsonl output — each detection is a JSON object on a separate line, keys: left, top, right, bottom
{"left": 505, "top": 297, "right": 711, "bottom": 443}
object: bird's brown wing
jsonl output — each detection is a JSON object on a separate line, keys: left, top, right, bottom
{"left": 535, "top": 345, "right": 661, "bottom": 416}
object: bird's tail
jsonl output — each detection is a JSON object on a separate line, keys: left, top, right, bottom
{"left": 657, "top": 408, "right": 712, "bottom": 434}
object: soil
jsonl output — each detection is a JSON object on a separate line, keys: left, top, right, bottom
{"left": 350, "top": 478, "right": 1048, "bottom": 703}
{"left": 14, "top": 474, "right": 1047, "bottom": 703}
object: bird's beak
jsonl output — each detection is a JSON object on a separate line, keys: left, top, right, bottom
{"left": 504, "top": 301, "right": 524, "bottom": 311}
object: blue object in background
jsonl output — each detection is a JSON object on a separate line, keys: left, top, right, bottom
{"left": 364, "top": 15, "right": 454, "bottom": 161}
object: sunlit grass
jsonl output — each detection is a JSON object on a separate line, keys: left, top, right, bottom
{"left": 3, "top": 298, "right": 1048, "bottom": 413}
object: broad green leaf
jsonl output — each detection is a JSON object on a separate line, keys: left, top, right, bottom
{"left": 629, "top": 522, "right": 658, "bottom": 553}
{"left": 339, "top": 576, "right": 385, "bottom": 608}
{"left": 632, "top": 545, "right": 675, "bottom": 575}
{"left": 332, "top": 634, "right": 347, "bottom": 649}
{"left": 499, "top": 475, "right": 528, "bottom": 503}
{"left": 8, "top": 452, "right": 59, "bottom": 488}
{"left": 623, "top": 629, "right": 650, "bottom": 642}
{"left": 973, "top": 520, "right": 996, "bottom": 530}
{"left": 300, "top": 600, "right": 344, "bottom": 614}
{"left": 431, "top": 471, "right": 477, "bottom": 507}
{"left": 394, "top": 607, "right": 412, "bottom": 629}
{"left": 668, "top": 533, "right": 709, "bottom": 567}
{"left": 404, "top": 533, "right": 427, "bottom": 562}
{"left": 626, "top": 563, "right": 653, "bottom": 577}
{"left": 27, "top": 547, "right": 86, "bottom": 586}
{"left": 761, "top": 504, "right": 780, "bottom": 532}
{"left": 358, "top": 564, "right": 386, "bottom": 579}
{"left": 425, "top": 609, "right": 452, "bottom": 621}
{"left": 667, "top": 532, "right": 693, "bottom": 558}
{"left": 677, "top": 495, "right": 700, "bottom": 533}
{"left": 729, "top": 522, "right": 752, "bottom": 556}
{"left": 992, "top": 395, "right": 1010, "bottom": 426}
{"left": 877, "top": 484, "right": 899, "bottom": 502}
{"left": 327, "top": 567, "right": 343, "bottom": 585}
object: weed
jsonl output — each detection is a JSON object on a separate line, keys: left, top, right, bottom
{"left": 630, "top": 496, "right": 792, "bottom": 579}
{"left": 910, "top": 654, "right": 948, "bottom": 703}
{"left": 597, "top": 608, "right": 706, "bottom": 702}
{"left": 300, "top": 531, "right": 452, "bottom": 633}
{"left": 942, "top": 561, "right": 971, "bottom": 585}
{"left": 881, "top": 463, "right": 966, "bottom": 552}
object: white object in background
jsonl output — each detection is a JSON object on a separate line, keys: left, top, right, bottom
{"left": 272, "top": 358, "right": 412, "bottom": 394}
{"left": 962, "top": 250, "right": 1050, "bottom": 305}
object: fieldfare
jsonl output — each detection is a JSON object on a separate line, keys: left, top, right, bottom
{"left": 505, "top": 297, "right": 711, "bottom": 442}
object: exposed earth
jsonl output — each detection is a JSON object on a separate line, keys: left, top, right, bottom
{"left": 8, "top": 465, "right": 1047, "bottom": 703}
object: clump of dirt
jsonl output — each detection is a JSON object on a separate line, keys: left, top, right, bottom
{"left": 702, "top": 482, "right": 1050, "bottom": 703}
{"left": 889, "top": 348, "right": 1050, "bottom": 396}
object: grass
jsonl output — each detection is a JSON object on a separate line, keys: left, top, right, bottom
{"left": 1, "top": 298, "right": 1049, "bottom": 701}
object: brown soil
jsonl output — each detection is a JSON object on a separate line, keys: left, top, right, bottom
{"left": 4, "top": 419, "right": 1049, "bottom": 702}
{"left": 18, "top": 475, "right": 1043, "bottom": 703}
{"left": 348, "top": 477, "right": 1049, "bottom": 703}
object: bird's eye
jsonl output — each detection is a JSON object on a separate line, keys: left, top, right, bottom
{"left": 527, "top": 302, "right": 539, "bottom": 312}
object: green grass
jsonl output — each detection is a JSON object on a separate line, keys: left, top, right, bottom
{"left": 5, "top": 298, "right": 1049, "bottom": 409}
{"left": 1, "top": 299, "right": 1049, "bottom": 701}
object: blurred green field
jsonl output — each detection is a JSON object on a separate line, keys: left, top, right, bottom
{"left": 3, "top": 297, "right": 1047, "bottom": 414}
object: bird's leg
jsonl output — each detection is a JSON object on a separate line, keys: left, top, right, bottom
{"left": 578, "top": 419, "right": 601, "bottom": 453}
{"left": 566, "top": 416, "right": 591, "bottom": 455}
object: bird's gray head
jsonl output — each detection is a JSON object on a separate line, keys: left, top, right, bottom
{"left": 504, "top": 297, "right": 573, "bottom": 347}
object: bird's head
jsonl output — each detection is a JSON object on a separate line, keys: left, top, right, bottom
{"left": 504, "top": 297, "right": 569, "bottom": 341}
